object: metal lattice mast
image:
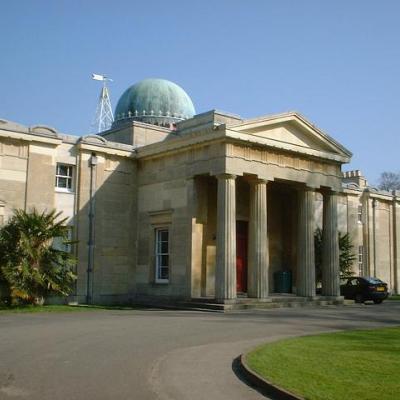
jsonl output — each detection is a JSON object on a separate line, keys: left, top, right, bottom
{"left": 91, "top": 73, "right": 114, "bottom": 133}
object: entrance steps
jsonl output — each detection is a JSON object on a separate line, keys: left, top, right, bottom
{"left": 179, "top": 294, "right": 353, "bottom": 312}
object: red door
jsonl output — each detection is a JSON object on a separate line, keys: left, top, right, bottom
{"left": 236, "top": 221, "right": 248, "bottom": 293}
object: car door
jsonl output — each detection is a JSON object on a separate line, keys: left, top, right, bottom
{"left": 341, "top": 278, "right": 353, "bottom": 298}
{"left": 354, "top": 278, "right": 364, "bottom": 298}
{"left": 346, "top": 278, "right": 358, "bottom": 299}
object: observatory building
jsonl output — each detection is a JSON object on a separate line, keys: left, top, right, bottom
{"left": 0, "top": 78, "right": 399, "bottom": 308}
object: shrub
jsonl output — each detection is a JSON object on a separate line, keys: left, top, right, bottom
{"left": 0, "top": 209, "right": 76, "bottom": 305}
{"left": 314, "top": 227, "right": 356, "bottom": 283}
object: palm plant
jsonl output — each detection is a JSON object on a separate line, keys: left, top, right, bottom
{"left": 314, "top": 227, "right": 356, "bottom": 283}
{"left": 0, "top": 208, "right": 76, "bottom": 305}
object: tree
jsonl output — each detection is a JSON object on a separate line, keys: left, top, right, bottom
{"left": 0, "top": 209, "right": 76, "bottom": 305}
{"left": 378, "top": 171, "right": 400, "bottom": 191}
{"left": 339, "top": 232, "right": 356, "bottom": 278}
{"left": 314, "top": 228, "right": 323, "bottom": 283}
{"left": 314, "top": 228, "right": 356, "bottom": 283}
{"left": 0, "top": 267, "right": 10, "bottom": 305}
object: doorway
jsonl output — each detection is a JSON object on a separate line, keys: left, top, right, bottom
{"left": 236, "top": 221, "right": 248, "bottom": 293}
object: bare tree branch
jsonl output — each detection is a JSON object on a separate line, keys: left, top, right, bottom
{"left": 378, "top": 171, "right": 400, "bottom": 191}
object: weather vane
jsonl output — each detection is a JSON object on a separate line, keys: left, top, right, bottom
{"left": 91, "top": 73, "right": 114, "bottom": 133}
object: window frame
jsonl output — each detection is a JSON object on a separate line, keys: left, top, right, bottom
{"left": 358, "top": 245, "right": 363, "bottom": 276}
{"left": 53, "top": 226, "right": 74, "bottom": 254}
{"left": 55, "top": 163, "right": 74, "bottom": 192}
{"left": 357, "top": 204, "right": 363, "bottom": 224}
{"left": 0, "top": 201, "right": 5, "bottom": 226}
{"left": 155, "top": 227, "right": 170, "bottom": 284}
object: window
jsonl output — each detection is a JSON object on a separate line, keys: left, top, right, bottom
{"left": 358, "top": 245, "right": 363, "bottom": 276}
{"left": 0, "top": 202, "right": 4, "bottom": 226}
{"left": 364, "top": 277, "right": 383, "bottom": 284}
{"left": 357, "top": 204, "right": 363, "bottom": 223}
{"left": 55, "top": 164, "right": 73, "bottom": 191}
{"left": 155, "top": 228, "right": 169, "bottom": 283}
{"left": 346, "top": 278, "right": 358, "bottom": 286}
{"left": 53, "top": 227, "right": 73, "bottom": 253}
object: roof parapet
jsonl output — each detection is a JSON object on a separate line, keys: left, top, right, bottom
{"left": 343, "top": 170, "right": 362, "bottom": 178}
{"left": 343, "top": 169, "right": 368, "bottom": 188}
{"left": 79, "top": 134, "right": 108, "bottom": 146}
{"left": 176, "top": 110, "right": 242, "bottom": 134}
{"left": 29, "top": 125, "right": 59, "bottom": 138}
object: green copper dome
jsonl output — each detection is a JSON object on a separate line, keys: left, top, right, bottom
{"left": 113, "top": 78, "right": 195, "bottom": 128}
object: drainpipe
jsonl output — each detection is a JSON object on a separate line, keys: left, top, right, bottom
{"left": 86, "top": 153, "right": 97, "bottom": 304}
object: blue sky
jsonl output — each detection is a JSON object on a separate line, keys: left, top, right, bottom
{"left": 1, "top": 0, "right": 399, "bottom": 184}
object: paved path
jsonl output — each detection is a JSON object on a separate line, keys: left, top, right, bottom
{"left": 1, "top": 302, "right": 400, "bottom": 400}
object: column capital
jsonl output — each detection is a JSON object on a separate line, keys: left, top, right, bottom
{"left": 296, "top": 184, "right": 316, "bottom": 193}
{"left": 321, "top": 188, "right": 339, "bottom": 197}
{"left": 248, "top": 177, "right": 268, "bottom": 186}
{"left": 215, "top": 173, "right": 237, "bottom": 180}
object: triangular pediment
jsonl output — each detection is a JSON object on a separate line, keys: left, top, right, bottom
{"left": 227, "top": 112, "right": 352, "bottom": 162}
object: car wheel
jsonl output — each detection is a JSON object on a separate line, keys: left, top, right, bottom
{"left": 355, "top": 294, "right": 364, "bottom": 303}
{"left": 373, "top": 299, "right": 383, "bottom": 304}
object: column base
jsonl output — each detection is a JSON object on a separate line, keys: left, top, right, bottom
{"left": 215, "top": 297, "right": 273, "bottom": 305}
{"left": 317, "top": 295, "right": 344, "bottom": 301}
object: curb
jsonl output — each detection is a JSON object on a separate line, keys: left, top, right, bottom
{"left": 239, "top": 353, "right": 304, "bottom": 400}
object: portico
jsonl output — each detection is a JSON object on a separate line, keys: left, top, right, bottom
{"left": 186, "top": 112, "right": 351, "bottom": 304}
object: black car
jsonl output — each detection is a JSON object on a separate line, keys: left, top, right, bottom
{"left": 340, "top": 276, "right": 388, "bottom": 304}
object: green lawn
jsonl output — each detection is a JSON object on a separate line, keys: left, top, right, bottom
{"left": 246, "top": 327, "right": 400, "bottom": 400}
{"left": 388, "top": 295, "right": 400, "bottom": 301}
{"left": 0, "top": 305, "right": 100, "bottom": 314}
{"left": 0, "top": 304, "right": 145, "bottom": 314}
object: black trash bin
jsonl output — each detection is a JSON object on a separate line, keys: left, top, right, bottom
{"left": 273, "top": 270, "right": 292, "bottom": 293}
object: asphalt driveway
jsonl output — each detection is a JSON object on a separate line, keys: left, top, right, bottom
{"left": 1, "top": 302, "right": 400, "bottom": 400}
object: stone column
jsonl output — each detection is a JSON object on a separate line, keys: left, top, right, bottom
{"left": 248, "top": 179, "right": 269, "bottom": 298}
{"left": 297, "top": 187, "right": 316, "bottom": 297}
{"left": 215, "top": 174, "right": 237, "bottom": 301}
{"left": 322, "top": 191, "right": 340, "bottom": 296}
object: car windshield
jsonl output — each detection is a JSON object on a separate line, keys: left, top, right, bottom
{"left": 363, "top": 277, "right": 383, "bottom": 284}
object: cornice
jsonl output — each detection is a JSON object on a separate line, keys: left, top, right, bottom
{"left": 0, "top": 128, "right": 62, "bottom": 146}
{"left": 224, "top": 128, "right": 349, "bottom": 164}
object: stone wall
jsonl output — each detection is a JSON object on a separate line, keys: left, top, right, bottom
{"left": 74, "top": 148, "right": 136, "bottom": 304}
{"left": 135, "top": 151, "right": 192, "bottom": 299}
{"left": 0, "top": 137, "right": 28, "bottom": 223}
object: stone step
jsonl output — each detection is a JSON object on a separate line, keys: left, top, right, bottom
{"left": 269, "top": 296, "right": 308, "bottom": 303}
{"left": 180, "top": 297, "right": 350, "bottom": 312}
{"left": 131, "top": 296, "right": 353, "bottom": 313}
{"left": 191, "top": 295, "right": 307, "bottom": 304}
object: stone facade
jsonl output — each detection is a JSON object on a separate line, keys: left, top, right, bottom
{"left": 0, "top": 110, "right": 399, "bottom": 305}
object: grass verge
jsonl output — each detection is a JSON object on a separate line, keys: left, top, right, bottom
{"left": 246, "top": 327, "right": 400, "bottom": 400}
{"left": 0, "top": 305, "right": 101, "bottom": 314}
{"left": 0, "top": 304, "right": 146, "bottom": 314}
{"left": 388, "top": 295, "right": 400, "bottom": 301}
